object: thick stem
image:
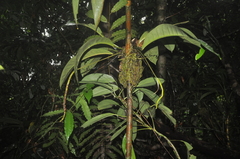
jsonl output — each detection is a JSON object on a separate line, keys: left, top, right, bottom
{"left": 125, "top": 1, "right": 133, "bottom": 158}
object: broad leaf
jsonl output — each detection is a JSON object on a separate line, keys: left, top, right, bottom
{"left": 92, "top": 84, "right": 118, "bottom": 97}
{"left": 80, "top": 56, "right": 102, "bottom": 77}
{"left": 91, "top": 0, "right": 105, "bottom": 28}
{"left": 64, "top": 110, "right": 74, "bottom": 141}
{"left": 98, "top": 99, "right": 119, "bottom": 110}
{"left": 158, "top": 103, "right": 176, "bottom": 125}
{"left": 144, "top": 46, "right": 158, "bottom": 65}
{"left": 81, "top": 113, "right": 116, "bottom": 128}
{"left": 81, "top": 73, "right": 116, "bottom": 83}
{"left": 142, "top": 24, "right": 201, "bottom": 50}
{"left": 75, "top": 37, "right": 115, "bottom": 82}
{"left": 111, "top": 0, "right": 127, "bottom": 13}
{"left": 82, "top": 48, "right": 113, "bottom": 60}
{"left": 59, "top": 56, "right": 76, "bottom": 88}
{"left": 137, "top": 77, "right": 164, "bottom": 87}
{"left": 42, "top": 109, "right": 64, "bottom": 117}
{"left": 72, "top": 0, "right": 79, "bottom": 24}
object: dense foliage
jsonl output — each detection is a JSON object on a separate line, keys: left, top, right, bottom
{"left": 1, "top": 0, "right": 240, "bottom": 159}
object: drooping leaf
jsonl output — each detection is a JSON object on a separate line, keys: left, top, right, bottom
{"left": 139, "top": 101, "right": 150, "bottom": 115}
{"left": 64, "top": 110, "right": 74, "bottom": 141}
{"left": 144, "top": 46, "right": 159, "bottom": 65}
{"left": 195, "top": 47, "right": 206, "bottom": 60}
{"left": 91, "top": 0, "right": 105, "bottom": 28}
{"left": 180, "top": 27, "right": 198, "bottom": 39}
{"left": 161, "top": 38, "right": 176, "bottom": 52}
{"left": 42, "top": 109, "right": 64, "bottom": 117}
{"left": 81, "top": 113, "right": 116, "bottom": 128}
{"left": 137, "top": 88, "right": 160, "bottom": 103}
{"left": 82, "top": 48, "right": 113, "bottom": 60}
{"left": 80, "top": 56, "right": 102, "bottom": 77}
{"left": 110, "top": 15, "right": 126, "bottom": 31}
{"left": 158, "top": 103, "right": 176, "bottom": 125}
{"left": 111, "top": 0, "right": 127, "bottom": 13}
{"left": 142, "top": 24, "right": 201, "bottom": 50}
{"left": 59, "top": 56, "right": 76, "bottom": 88}
{"left": 75, "top": 37, "right": 115, "bottom": 82}
{"left": 98, "top": 99, "right": 120, "bottom": 110}
{"left": 137, "top": 77, "right": 164, "bottom": 87}
{"left": 85, "top": 10, "right": 107, "bottom": 23}
{"left": 72, "top": 0, "right": 79, "bottom": 24}
{"left": 197, "top": 39, "right": 221, "bottom": 59}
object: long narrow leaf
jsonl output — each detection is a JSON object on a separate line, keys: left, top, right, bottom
{"left": 91, "top": 0, "right": 105, "bottom": 28}
{"left": 81, "top": 113, "right": 116, "bottom": 128}
{"left": 72, "top": 0, "right": 79, "bottom": 24}
{"left": 59, "top": 56, "right": 76, "bottom": 88}
{"left": 111, "top": 0, "right": 127, "bottom": 13}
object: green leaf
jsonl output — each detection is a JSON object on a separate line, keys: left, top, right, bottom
{"left": 79, "top": 23, "right": 103, "bottom": 36}
{"left": 144, "top": 46, "right": 159, "bottom": 65}
{"left": 139, "top": 101, "right": 150, "bottom": 115}
{"left": 81, "top": 97, "right": 92, "bottom": 120}
{"left": 137, "top": 77, "right": 164, "bottom": 87}
{"left": 137, "top": 88, "right": 160, "bottom": 103}
{"left": 85, "top": 10, "right": 107, "bottom": 23}
{"left": 75, "top": 37, "right": 115, "bottom": 82}
{"left": 158, "top": 103, "right": 176, "bottom": 125}
{"left": 98, "top": 99, "right": 119, "bottom": 110}
{"left": 139, "top": 31, "right": 149, "bottom": 43}
{"left": 91, "top": 0, "right": 105, "bottom": 28}
{"left": 121, "top": 134, "right": 136, "bottom": 159}
{"left": 111, "top": 125, "right": 126, "bottom": 141}
{"left": 142, "top": 24, "right": 201, "bottom": 50}
{"left": 0, "top": 65, "right": 4, "bottom": 70}
{"left": 132, "top": 120, "right": 137, "bottom": 141}
{"left": 81, "top": 73, "right": 117, "bottom": 83}
{"left": 111, "top": 0, "right": 127, "bottom": 13}
{"left": 59, "top": 56, "right": 76, "bottom": 88}
{"left": 83, "top": 83, "right": 94, "bottom": 103}
{"left": 75, "top": 93, "right": 84, "bottom": 110}
{"left": 161, "top": 38, "right": 176, "bottom": 52}
{"left": 197, "top": 39, "right": 221, "bottom": 59}
{"left": 112, "top": 29, "right": 125, "bottom": 37}
{"left": 43, "top": 139, "right": 56, "bottom": 148}
{"left": 195, "top": 47, "right": 205, "bottom": 60}
{"left": 64, "top": 110, "right": 74, "bottom": 141}
{"left": 110, "top": 15, "right": 126, "bottom": 31}
{"left": 42, "top": 109, "right": 64, "bottom": 117}
{"left": 81, "top": 113, "right": 116, "bottom": 128}
{"left": 80, "top": 56, "right": 102, "bottom": 77}
{"left": 92, "top": 84, "right": 118, "bottom": 97}
{"left": 72, "top": 0, "right": 80, "bottom": 24}
{"left": 82, "top": 48, "right": 113, "bottom": 60}
{"left": 180, "top": 27, "right": 198, "bottom": 39}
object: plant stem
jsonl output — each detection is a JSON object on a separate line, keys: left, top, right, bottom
{"left": 125, "top": 1, "right": 133, "bottom": 158}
